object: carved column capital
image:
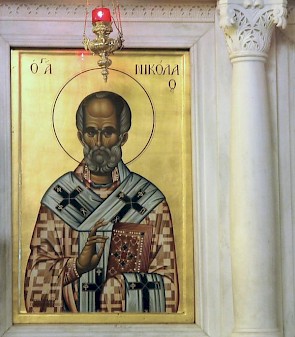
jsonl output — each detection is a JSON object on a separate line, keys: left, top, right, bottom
{"left": 218, "top": 0, "right": 287, "bottom": 60}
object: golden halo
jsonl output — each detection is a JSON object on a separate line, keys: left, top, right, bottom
{"left": 52, "top": 68, "right": 155, "bottom": 165}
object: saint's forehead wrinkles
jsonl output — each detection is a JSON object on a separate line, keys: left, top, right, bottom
{"left": 86, "top": 114, "right": 115, "bottom": 121}
{"left": 85, "top": 114, "right": 118, "bottom": 126}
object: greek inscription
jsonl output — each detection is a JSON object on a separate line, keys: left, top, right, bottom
{"left": 30, "top": 58, "right": 52, "bottom": 75}
{"left": 44, "top": 64, "right": 52, "bottom": 74}
{"left": 30, "top": 62, "right": 38, "bottom": 74}
{"left": 135, "top": 62, "right": 180, "bottom": 76}
{"left": 155, "top": 61, "right": 163, "bottom": 75}
{"left": 169, "top": 79, "right": 177, "bottom": 92}
{"left": 135, "top": 64, "right": 142, "bottom": 74}
{"left": 163, "top": 65, "right": 171, "bottom": 75}
{"left": 148, "top": 64, "right": 156, "bottom": 75}
{"left": 171, "top": 65, "right": 179, "bottom": 76}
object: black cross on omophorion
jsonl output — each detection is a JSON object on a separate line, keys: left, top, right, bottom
{"left": 111, "top": 190, "right": 147, "bottom": 224}
{"left": 54, "top": 184, "right": 88, "bottom": 218}
{"left": 81, "top": 267, "right": 104, "bottom": 311}
{"left": 127, "top": 274, "right": 161, "bottom": 312}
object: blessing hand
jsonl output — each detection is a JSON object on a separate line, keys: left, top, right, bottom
{"left": 76, "top": 220, "right": 108, "bottom": 275}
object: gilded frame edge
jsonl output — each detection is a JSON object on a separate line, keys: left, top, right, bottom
{"left": 11, "top": 48, "right": 194, "bottom": 324}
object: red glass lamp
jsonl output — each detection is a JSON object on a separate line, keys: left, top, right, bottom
{"left": 83, "top": 3, "right": 124, "bottom": 82}
{"left": 92, "top": 7, "right": 112, "bottom": 23}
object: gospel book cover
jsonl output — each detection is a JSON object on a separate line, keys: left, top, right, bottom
{"left": 107, "top": 222, "right": 153, "bottom": 278}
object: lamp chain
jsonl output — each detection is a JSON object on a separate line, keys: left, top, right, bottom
{"left": 112, "top": 0, "right": 123, "bottom": 36}
{"left": 83, "top": 0, "right": 89, "bottom": 38}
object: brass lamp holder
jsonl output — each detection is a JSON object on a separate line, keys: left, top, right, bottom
{"left": 83, "top": 20, "right": 124, "bottom": 82}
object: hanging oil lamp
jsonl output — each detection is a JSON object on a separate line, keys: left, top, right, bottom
{"left": 83, "top": 2, "right": 124, "bottom": 82}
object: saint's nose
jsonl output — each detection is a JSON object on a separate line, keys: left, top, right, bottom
{"left": 94, "top": 130, "right": 102, "bottom": 146}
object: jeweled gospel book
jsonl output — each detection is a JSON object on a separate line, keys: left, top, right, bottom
{"left": 106, "top": 222, "right": 153, "bottom": 278}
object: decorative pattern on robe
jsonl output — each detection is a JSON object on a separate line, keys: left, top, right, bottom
{"left": 24, "top": 192, "right": 179, "bottom": 313}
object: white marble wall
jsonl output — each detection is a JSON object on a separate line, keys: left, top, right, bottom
{"left": 0, "top": 1, "right": 295, "bottom": 336}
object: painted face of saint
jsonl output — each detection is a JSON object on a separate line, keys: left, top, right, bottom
{"left": 81, "top": 98, "right": 123, "bottom": 175}
{"left": 83, "top": 98, "right": 120, "bottom": 149}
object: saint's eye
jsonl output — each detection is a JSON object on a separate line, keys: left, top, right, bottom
{"left": 102, "top": 127, "right": 117, "bottom": 138}
{"left": 85, "top": 127, "right": 96, "bottom": 137}
{"left": 102, "top": 129, "right": 113, "bottom": 138}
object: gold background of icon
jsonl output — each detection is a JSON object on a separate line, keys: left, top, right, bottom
{"left": 11, "top": 49, "right": 195, "bottom": 324}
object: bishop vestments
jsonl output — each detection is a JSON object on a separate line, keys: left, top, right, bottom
{"left": 24, "top": 161, "right": 179, "bottom": 313}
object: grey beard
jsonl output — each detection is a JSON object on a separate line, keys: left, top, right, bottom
{"left": 83, "top": 143, "right": 122, "bottom": 174}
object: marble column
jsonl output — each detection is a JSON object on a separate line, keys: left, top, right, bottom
{"left": 218, "top": 1, "right": 287, "bottom": 336}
